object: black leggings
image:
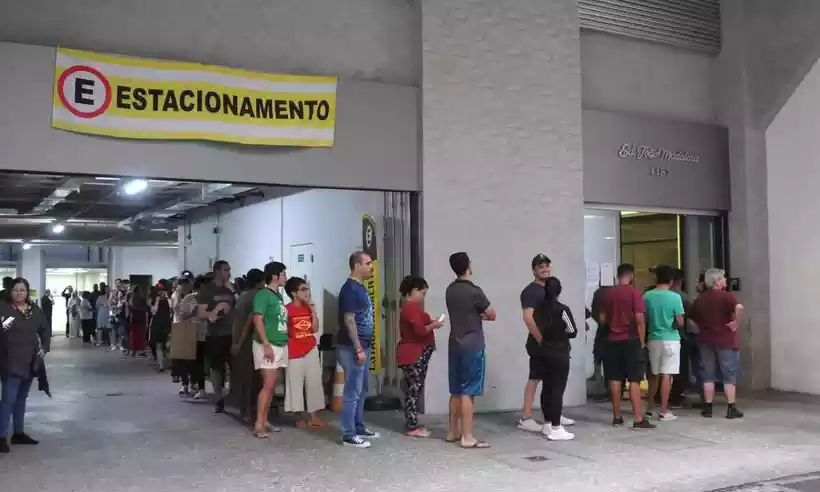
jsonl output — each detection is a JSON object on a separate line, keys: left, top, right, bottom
{"left": 539, "top": 351, "right": 570, "bottom": 427}
{"left": 81, "top": 319, "right": 95, "bottom": 343}
{"left": 176, "top": 342, "right": 207, "bottom": 388}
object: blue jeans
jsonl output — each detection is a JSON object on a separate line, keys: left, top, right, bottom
{"left": 337, "top": 344, "right": 370, "bottom": 440}
{"left": 0, "top": 376, "right": 32, "bottom": 438}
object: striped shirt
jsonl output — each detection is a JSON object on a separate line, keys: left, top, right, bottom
{"left": 180, "top": 292, "right": 207, "bottom": 342}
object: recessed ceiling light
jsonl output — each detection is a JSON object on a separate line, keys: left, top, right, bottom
{"left": 52, "top": 223, "right": 66, "bottom": 234}
{"left": 22, "top": 243, "right": 32, "bottom": 250}
{"left": 123, "top": 179, "right": 149, "bottom": 195}
{"left": 604, "top": 236, "right": 615, "bottom": 240}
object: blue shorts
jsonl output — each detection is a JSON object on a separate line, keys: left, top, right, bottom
{"left": 700, "top": 345, "right": 739, "bottom": 384}
{"left": 448, "top": 347, "right": 485, "bottom": 396}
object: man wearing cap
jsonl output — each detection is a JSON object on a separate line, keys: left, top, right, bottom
{"left": 517, "top": 254, "right": 575, "bottom": 433}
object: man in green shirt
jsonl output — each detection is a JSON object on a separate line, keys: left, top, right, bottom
{"left": 643, "top": 265, "right": 684, "bottom": 421}
{"left": 251, "top": 261, "right": 288, "bottom": 438}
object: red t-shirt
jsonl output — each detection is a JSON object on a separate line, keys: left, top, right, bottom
{"left": 285, "top": 303, "right": 317, "bottom": 359}
{"left": 604, "top": 284, "right": 645, "bottom": 342}
{"left": 689, "top": 290, "right": 740, "bottom": 349}
{"left": 396, "top": 300, "right": 435, "bottom": 366}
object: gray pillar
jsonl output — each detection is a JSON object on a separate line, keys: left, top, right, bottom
{"left": 420, "top": 0, "right": 585, "bottom": 413}
{"left": 716, "top": 0, "right": 771, "bottom": 390}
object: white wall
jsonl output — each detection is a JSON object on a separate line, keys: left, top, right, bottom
{"left": 111, "top": 246, "right": 179, "bottom": 282}
{"left": 766, "top": 56, "right": 820, "bottom": 394}
{"left": 182, "top": 189, "right": 384, "bottom": 336}
{"left": 581, "top": 31, "right": 716, "bottom": 124}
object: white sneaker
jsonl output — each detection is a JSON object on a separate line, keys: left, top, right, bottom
{"left": 517, "top": 417, "right": 544, "bottom": 433}
{"left": 560, "top": 415, "right": 575, "bottom": 426}
{"left": 193, "top": 389, "right": 207, "bottom": 400}
{"left": 545, "top": 425, "right": 575, "bottom": 441}
{"left": 178, "top": 385, "right": 190, "bottom": 396}
{"left": 659, "top": 412, "right": 678, "bottom": 421}
{"left": 342, "top": 436, "right": 372, "bottom": 448}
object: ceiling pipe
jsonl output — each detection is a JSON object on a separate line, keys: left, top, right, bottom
{"left": 1, "top": 238, "right": 177, "bottom": 247}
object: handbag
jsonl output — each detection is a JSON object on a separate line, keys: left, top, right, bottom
{"left": 169, "top": 319, "right": 197, "bottom": 360}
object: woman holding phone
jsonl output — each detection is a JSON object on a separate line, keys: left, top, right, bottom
{"left": 396, "top": 275, "right": 443, "bottom": 437}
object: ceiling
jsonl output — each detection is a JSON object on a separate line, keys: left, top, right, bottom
{"left": 0, "top": 172, "right": 267, "bottom": 245}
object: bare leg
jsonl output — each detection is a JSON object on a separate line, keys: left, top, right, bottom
{"left": 724, "top": 383, "right": 736, "bottom": 404}
{"left": 628, "top": 382, "right": 644, "bottom": 421}
{"left": 660, "top": 375, "right": 672, "bottom": 414}
{"left": 255, "top": 370, "right": 278, "bottom": 434}
{"left": 703, "top": 382, "right": 716, "bottom": 403}
{"left": 460, "top": 396, "right": 476, "bottom": 445}
{"left": 522, "top": 379, "right": 539, "bottom": 418}
{"left": 609, "top": 381, "right": 623, "bottom": 419}
{"left": 446, "top": 396, "right": 461, "bottom": 440}
{"left": 646, "top": 375, "right": 659, "bottom": 415}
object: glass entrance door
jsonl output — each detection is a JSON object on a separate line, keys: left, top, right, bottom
{"left": 583, "top": 207, "right": 726, "bottom": 395}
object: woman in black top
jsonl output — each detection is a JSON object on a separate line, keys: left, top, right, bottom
{"left": 532, "top": 277, "right": 578, "bottom": 441}
{"left": 0, "top": 277, "right": 50, "bottom": 453}
{"left": 150, "top": 285, "right": 173, "bottom": 371}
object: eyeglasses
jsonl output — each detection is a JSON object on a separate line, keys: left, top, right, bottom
{"left": 297, "top": 287, "right": 310, "bottom": 292}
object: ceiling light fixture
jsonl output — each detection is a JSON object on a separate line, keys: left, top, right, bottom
{"left": 123, "top": 179, "right": 149, "bottom": 195}
{"left": 22, "top": 243, "right": 32, "bottom": 250}
{"left": 52, "top": 223, "right": 66, "bottom": 234}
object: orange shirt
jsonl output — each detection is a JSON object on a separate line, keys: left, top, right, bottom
{"left": 285, "top": 303, "right": 317, "bottom": 359}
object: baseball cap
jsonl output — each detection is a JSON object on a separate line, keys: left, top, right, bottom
{"left": 178, "top": 270, "right": 194, "bottom": 283}
{"left": 531, "top": 253, "right": 552, "bottom": 269}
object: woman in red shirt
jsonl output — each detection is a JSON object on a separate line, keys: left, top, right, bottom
{"left": 397, "top": 275, "right": 443, "bottom": 437}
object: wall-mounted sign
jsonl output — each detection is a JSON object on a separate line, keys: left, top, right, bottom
{"left": 618, "top": 143, "right": 700, "bottom": 164}
{"left": 583, "top": 109, "right": 729, "bottom": 211}
{"left": 52, "top": 48, "right": 337, "bottom": 147}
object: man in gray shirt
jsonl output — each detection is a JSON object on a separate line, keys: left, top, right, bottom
{"left": 445, "top": 252, "right": 495, "bottom": 449}
{"left": 197, "top": 260, "right": 236, "bottom": 413}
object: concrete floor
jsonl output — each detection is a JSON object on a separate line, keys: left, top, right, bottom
{"left": 3, "top": 340, "right": 820, "bottom": 492}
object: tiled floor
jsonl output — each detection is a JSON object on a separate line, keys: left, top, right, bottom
{"left": 2, "top": 339, "right": 820, "bottom": 492}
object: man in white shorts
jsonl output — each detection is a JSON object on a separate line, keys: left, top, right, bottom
{"left": 250, "top": 261, "right": 289, "bottom": 438}
{"left": 642, "top": 265, "right": 685, "bottom": 421}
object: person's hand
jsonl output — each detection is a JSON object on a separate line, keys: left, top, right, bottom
{"left": 37, "top": 348, "right": 45, "bottom": 358}
{"left": 263, "top": 344, "right": 275, "bottom": 362}
{"left": 727, "top": 320, "right": 739, "bottom": 332}
{"left": 230, "top": 343, "right": 241, "bottom": 356}
{"left": 356, "top": 348, "right": 366, "bottom": 365}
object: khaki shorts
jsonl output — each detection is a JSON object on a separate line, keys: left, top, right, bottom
{"left": 648, "top": 340, "right": 680, "bottom": 375}
{"left": 252, "top": 341, "right": 288, "bottom": 370}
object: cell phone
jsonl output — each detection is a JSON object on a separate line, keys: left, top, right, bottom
{"left": 438, "top": 314, "right": 446, "bottom": 323}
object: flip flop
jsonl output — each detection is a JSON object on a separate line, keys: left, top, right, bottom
{"left": 253, "top": 428, "right": 269, "bottom": 439}
{"left": 295, "top": 421, "right": 308, "bottom": 429}
{"left": 460, "top": 440, "right": 490, "bottom": 449}
{"left": 308, "top": 420, "right": 328, "bottom": 428}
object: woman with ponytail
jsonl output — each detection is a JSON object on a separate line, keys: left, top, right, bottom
{"left": 531, "top": 277, "right": 578, "bottom": 441}
{"left": 396, "top": 275, "right": 443, "bottom": 437}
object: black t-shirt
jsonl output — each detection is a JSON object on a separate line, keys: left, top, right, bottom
{"left": 521, "top": 282, "right": 544, "bottom": 346}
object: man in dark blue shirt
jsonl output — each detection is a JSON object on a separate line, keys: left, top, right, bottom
{"left": 337, "top": 251, "right": 379, "bottom": 448}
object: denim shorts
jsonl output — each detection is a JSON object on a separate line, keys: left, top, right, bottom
{"left": 448, "top": 347, "right": 485, "bottom": 396}
{"left": 700, "top": 345, "right": 740, "bottom": 384}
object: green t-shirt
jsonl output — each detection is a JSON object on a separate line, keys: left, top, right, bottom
{"left": 252, "top": 287, "right": 288, "bottom": 347}
{"left": 643, "top": 288, "right": 684, "bottom": 341}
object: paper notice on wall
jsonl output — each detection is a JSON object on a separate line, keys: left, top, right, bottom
{"left": 586, "top": 263, "right": 600, "bottom": 285}
{"left": 600, "top": 263, "right": 615, "bottom": 286}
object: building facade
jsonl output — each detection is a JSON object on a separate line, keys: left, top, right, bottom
{"left": 1, "top": 0, "right": 819, "bottom": 413}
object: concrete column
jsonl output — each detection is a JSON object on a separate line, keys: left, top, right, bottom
{"left": 715, "top": 1, "right": 771, "bottom": 390}
{"left": 21, "top": 245, "right": 44, "bottom": 302}
{"left": 420, "top": 0, "right": 584, "bottom": 413}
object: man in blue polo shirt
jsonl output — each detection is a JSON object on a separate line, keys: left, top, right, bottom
{"left": 337, "top": 251, "right": 380, "bottom": 448}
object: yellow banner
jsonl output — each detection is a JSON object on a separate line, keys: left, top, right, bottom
{"left": 362, "top": 215, "right": 382, "bottom": 374}
{"left": 52, "top": 48, "right": 337, "bottom": 147}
